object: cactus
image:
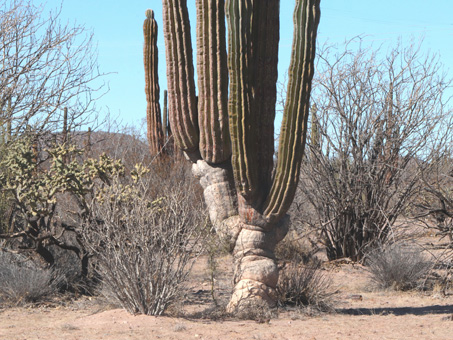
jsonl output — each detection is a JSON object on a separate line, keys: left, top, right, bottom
{"left": 62, "top": 106, "right": 68, "bottom": 163}
{"left": 162, "top": 89, "right": 168, "bottom": 140}
{"left": 85, "top": 127, "right": 92, "bottom": 158}
{"left": 62, "top": 107, "right": 68, "bottom": 143}
{"left": 144, "top": 9, "right": 165, "bottom": 156}
{"left": 196, "top": 0, "right": 230, "bottom": 163}
{"left": 161, "top": 0, "right": 321, "bottom": 311}
{"left": 310, "top": 104, "right": 320, "bottom": 150}
{"left": 162, "top": 1, "right": 199, "bottom": 155}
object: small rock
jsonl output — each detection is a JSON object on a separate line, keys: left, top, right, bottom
{"left": 441, "top": 314, "right": 453, "bottom": 321}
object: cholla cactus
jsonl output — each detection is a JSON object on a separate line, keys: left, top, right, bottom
{"left": 0, "top": 136, "right": 124, "bottom": 275}
{"left": 160, "top": 0, "right": 321, "bottom": 311}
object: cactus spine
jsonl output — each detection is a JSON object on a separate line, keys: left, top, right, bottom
{"left": 161, "top": 0, "right": 321, "bottom": 311}
{"left": 144, "top": 9, "right": 165, "bottom": 156}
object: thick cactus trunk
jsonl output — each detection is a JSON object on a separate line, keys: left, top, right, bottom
{"left": 225, "top": 0, "right": 320, "bottom": 311}
{"left": 227, "top": 216, "right": 289, "bottom": 311}
{"left": 191, "top": 158, "right": 238, "bottom": 241}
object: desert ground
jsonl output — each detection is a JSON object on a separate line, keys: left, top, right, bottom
{"left": 1, "top": 252, "right": 452, "bottom": 340}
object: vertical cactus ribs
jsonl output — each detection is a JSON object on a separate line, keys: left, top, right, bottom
{"left": 160, "top": 0, "right": 321, "bottom": 311}
{"left": 264, "top": 0, "right": 321, "bottom": 221}
{"left": 163, "top": 89, "right": 168, "bottom": 140}
{"left": 226, "top": 1, "right": 280, "bottom": 209}
{"left": 144, "top": 9, "right": 165, "bottom": 155}
{"left": 162, "top": 0, "right": 199, "bottom": 153}
{"left": 196, "top": 0, "right": 231, "bottom": 164}
{"left": 161, "top": 0, "right": 321, "bottom": 222}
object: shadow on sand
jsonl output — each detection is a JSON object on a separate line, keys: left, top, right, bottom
{"left": 338, "top": 304, "right": 453, "bottom": 316}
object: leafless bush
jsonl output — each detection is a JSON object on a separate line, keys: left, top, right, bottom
{"left": 277, "top": 260, "right": 336, "bottom": 312}
{"left": 366, "top": 243, "right": 433, "bottom": 291}
{"left": 415, "top": 152, "right": 453, "bottom": 248}
{"left": 275, "top": 231, "right": 319, "bottom": 265}
{"left": 0, "top": 252, "right": 65, "bottom": 305}
{"left": 0, "top": 0, "right": 106, "bottom": 139}
{"left": 299, "top": 38, "right": 453, "bottom": 261}
{"left": 83, "top": 168, "right": 208, "bottom": 316}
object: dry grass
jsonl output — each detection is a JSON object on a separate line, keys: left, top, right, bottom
{"left": 365, "top": 243, "right": 433, "bottom": 291}
{"left": 0, "top": 252, "right": 65, "bottom": 305}
{"left": 277, "top": 259, "right": 337, "bottom": 312}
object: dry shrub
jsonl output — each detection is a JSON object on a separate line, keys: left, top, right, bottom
{"left": 0, "top": 252, "right": 65, "bottom": 305}
{"left": 234, "top": 299, "right": 277, "bottom": 321}
{"left": 277, "top": 260, "right": 336, "bottom": 312}
{"left": 84, "top": 165, "right": 208, "bottom": 316}
{"left": 275, "top": 230, "right": 319, "bottom": 265}
{"left": 366, "top": 243, "right": 433, "bottom": 291}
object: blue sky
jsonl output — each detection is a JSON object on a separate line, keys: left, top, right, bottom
{"left": 44, "top": 0, "right": 453, "bottom": 129}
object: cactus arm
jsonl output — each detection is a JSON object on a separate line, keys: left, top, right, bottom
{"left": 251, "top": 1, "right": 280, "bottom": 203}
{"left": 226, "top": 1, "right": 280, "bottom": 206}
{"left": 162, "top": 0, "right": 199, "bottom": 153}
{"left": 264, "top": 0, "right": 321, "bottom": 220}
{"left": 226, "top": 0, "right": 252, "bottom": 199}
{"left": 144, "top": 9, "right": 165, "bottom": 155}
{"left": 196, "top": 0, "right": 230, "bottom": 164}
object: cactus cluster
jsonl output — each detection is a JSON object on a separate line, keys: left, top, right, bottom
{"left": 156, "top": 0, "right": 321, "bottom": 310}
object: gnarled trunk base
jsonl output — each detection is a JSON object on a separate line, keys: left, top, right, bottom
{"left": 227, "top": 218, "right": 289, "bottom": 312}
{"left": 188, "top": 154, "right": 289, "bottom": 312}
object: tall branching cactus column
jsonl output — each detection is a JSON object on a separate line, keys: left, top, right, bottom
{"left": 144, "top": 9, "right": 165, "bottom": 156}
{"left": 161, "top": 0, "right": 321, "bottom": 311}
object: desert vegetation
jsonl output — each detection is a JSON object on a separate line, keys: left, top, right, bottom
{"left": 1, "top": 1, "right": 453, "bottom": 339}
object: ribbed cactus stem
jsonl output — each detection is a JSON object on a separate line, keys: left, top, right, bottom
{"left": 226, "top": 1, "right": 279, "bottom": 208}
{"left": 196, "top": 0, "right": 230, "bottom": 164}
{"left": 63, "top": 107, "right": 68, "bottom": 144}
{"left": 160, "top": 0, "right": 321, "bottom": 312}
{"left": 310, "top": 103, "right": 320, "bottom": 149}
{"left": 85, "top": 127, "right": 91, "bottom": 158}
{"left": 163, "top": 89, "right": 168, "bottom": 140}
{"left": 145, "top": 8, "right": 154, "bottom": 19}
{"left": 62, "top": 106, "right": 69, "bottom": 163}
{"left": 144, "top": 8, "right": 165, "bottom": 155}
{"left": 162, "top": 0, "right": 199, "bottom": 154}
{"left": 264, "top": 0, "right": 321, "bottom": 221}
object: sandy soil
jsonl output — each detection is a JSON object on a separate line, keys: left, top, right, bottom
{"left": 1, "top": 253, "right": 453, "bottom": 340}
{"left": 1, "top": 304, "right": 453, "bottom": 340}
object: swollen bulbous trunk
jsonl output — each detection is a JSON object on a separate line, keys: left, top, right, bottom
{"left": 227, "top": 216, "right": 289, "bottom": 312}
{"left": 191, "top": 156, "right": 288, "bottom": 311}
{"left": 190, "top": 156, "right": 239, "bottom": 243}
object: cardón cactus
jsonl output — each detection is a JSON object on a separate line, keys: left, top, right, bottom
{"left": 144, "top": 9, "right": 165, "bottom": 156}
{"left": 160, "top": 0, "right": 321, "bottom": 312}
